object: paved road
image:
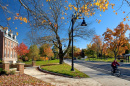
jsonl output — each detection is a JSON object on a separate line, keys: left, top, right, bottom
{"left": 71, "top": 60, "right": 130, "bottom": 81}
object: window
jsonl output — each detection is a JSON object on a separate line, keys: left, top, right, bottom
{"left": 5, "top": 40, "right": 6, "bottom": 46}
{"left": 11, "top": 42, "right": 13, "bottom": 48}
{"left": 4, "top": 48, "right": 6, "bottom": 57}
{"left": 11, "top": 50, "right": 12, "bottom": 58}
{"left": 14, "top": 51, "right": 15, "bottom": 58}
{"left": 8, "top": 50, "right": 9, "bottom": 57}
{"left": 8, "top": 41, "right": 10, "bottom": 47}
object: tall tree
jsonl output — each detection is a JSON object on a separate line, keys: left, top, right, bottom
{"left": 18, "top": 0, "right": 112, "bottom": 64}
{"left": 28, "top": 45, "right": 39, "bottom": 61}
{"left": 14, "top": 42, "right": 29, "bottom": 60}
{"left": 103, "top": 22, "right": 130, "bottom": 59}
{"left": 91, "top": 35, "right": 102, "bottom": 58}
{"left": 40, "top": 44, "right": 54, "bottom": 59}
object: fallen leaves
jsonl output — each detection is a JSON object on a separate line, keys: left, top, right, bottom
{"left": 0, "top": 74, "right": 52, "bottom": 86}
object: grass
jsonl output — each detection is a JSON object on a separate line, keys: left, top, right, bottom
{"left": 41, "top": 63, "right": 89, "bottom": 78}
{"left": 24, "top": 59, "right": 89, "bottom": 78}
{"left": 23, "top": 59, "right": 59, "bottom": 66}
{"left": 0, "top": 74, "right": 53, "bottom": 86}
{"left": 85, "top": 57, "right": 120, "bottom": 62}
{"left": 0, "top": 68, "right": 2, "bottom": 72}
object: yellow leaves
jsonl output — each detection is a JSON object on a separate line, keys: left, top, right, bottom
{"left": 49, "top": 22, "right": 52, "bottom": 25}
{"left": 16, "top": 32, "right": 18, "bottom": 36}
{"left": 65, "top": 13, "right": 67, "bottom": 15}
{"left": 14, "top": 16, "right": 18, "bottom": 20}
{"left": 7, "top": 17, "right": 11, "bottom": 21}
{"left": 23, "top": 17, "right": 27, "bottom": 23}
{"left": 20, "top": 22, "right": 22, "bottom": 24}
{"left": 46, "top": 0, "right": 50, "bottom": 2}
{"left": 42, "top": 20, "right": 46, "bottom": 23}
{"left": 14, "top": 16, "right": 28, "bottom": 23}
{"left": 98, "top": 20, "right": 101, "bottom": 24}
{"left": 50, "top": 7, "right": 51, "bottom": 9}
{"left": 74, "top": 7, "right": 78, "bottom": 11}
{"left": 54, "top": 24, "right": 57, "bottom": 28}
{"left": 115, "top": 12, "right": 117, "bottom": 15}
{"left": 61, "top": 17, "right": 64, "bottom": 19}
{"left": 15, "top": 27, "right": 17, "bottom": 29}
{"left": 65, "top": 7, "right": 68, "bottom": 10}
{"left": 16, "top": 13, "right": 19, "bottom": 16}
{"left": 126, "top": 16, "right": 129, "bottom": 18}
{"left": 68, "top": 4, "right": 72, "bottom": 7}
{"left": 113, "top": 10, "right": 115, "bottom": 12}
{"left": 19, "top": 17, "right": 23, "bottom": 21}
{"left": 70, "top": 8, "right": 72, "bottom": 10}
{"left": 124, "top": 18, "right": 126, "bottom": 21}
{"left": 123, "top": 11, "right": 125, "bottom": 13}
{"left": 9, "top": 30, "right": 11, "bottom": 32}
{"left": 100, "top": 14, "right": 101, "bottom": 16}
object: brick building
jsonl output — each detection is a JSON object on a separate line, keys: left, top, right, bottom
{"left": 0, "top": 26, "right": 18, "bottom": 63}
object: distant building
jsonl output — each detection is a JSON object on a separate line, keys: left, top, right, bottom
{"left": 0, "top": 25, "right": 18, "bottom": 63}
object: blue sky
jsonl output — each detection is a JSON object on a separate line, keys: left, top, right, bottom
{"left": 0, "top": 0, "right": 130, "bottom": 49}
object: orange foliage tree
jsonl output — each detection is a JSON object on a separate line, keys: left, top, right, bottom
{"left": 40, "top": 44, "right": 54, "bottom": 60}
{"left": 14, "top": 42, "right": 29, "bottom": 60}
{"left": 91, "top": 35, "right": 103, "bottom": 58}
{"left": 103, "top": 22, "right": 130, "bottom": 59}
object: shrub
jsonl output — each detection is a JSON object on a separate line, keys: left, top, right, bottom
{"left": 24, "top": 56, "right": 29, "bottom": 61}
{"left": 9, "top": 70, "right": 15, "bottom": 75}
{"left": 0, "top": 70, "right": 8, "bottom": 75}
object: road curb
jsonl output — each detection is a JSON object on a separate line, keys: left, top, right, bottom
{"left": 37, "top": 66, "right": 73, "bottom": 78}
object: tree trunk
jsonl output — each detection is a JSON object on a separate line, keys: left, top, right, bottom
{"left": 114, "top": 53, "right": 117, "bottom": 60}
{"left": 59, "top": 56, "right": 63, "bottom": 64}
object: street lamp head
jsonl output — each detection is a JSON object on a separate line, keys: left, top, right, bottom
{"left": 81, "top": 18, "right": 87, "bottom": 26}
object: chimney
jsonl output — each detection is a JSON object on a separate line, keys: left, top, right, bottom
{"left": 5, "top": 29, "right": 8, "bottom": 34}
{"left": 10, "top": 32, "right": 13, "bottom": 38}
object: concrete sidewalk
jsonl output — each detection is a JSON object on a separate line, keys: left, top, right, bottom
{"left": 64, "top": 60, "right": 130, "bottom": 86}
{"left": 24, "top": 66, "right": 101, "bottom": 86}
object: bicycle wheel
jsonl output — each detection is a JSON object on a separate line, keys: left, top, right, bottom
{"left": 115, "top": 69, "right": 121, "bottom": 77}
{"left": 111, "top": 69, "right": 114, "bottom": 75}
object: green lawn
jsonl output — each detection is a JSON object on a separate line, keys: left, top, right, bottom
{"left": 41, "top": 63, "right": 89, "bottom": 78}
{"left": 85, "top": 57, "right": 120, "bottom": 62}
{"left": 23, "top": 59, "right": 59, "bottom": 66}
{"left": 24, "top": 59, "right": 89, "bottom": 78}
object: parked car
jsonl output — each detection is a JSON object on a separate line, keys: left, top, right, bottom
{"left": 73, "top": 57, "right": 77, "bottom": 60}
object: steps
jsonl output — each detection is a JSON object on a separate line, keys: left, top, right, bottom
{"left": 9, "top": 68, "right": 20, "bottom": 75}
{"left": 15, "top": 71, "right": 20, "bottom": 75}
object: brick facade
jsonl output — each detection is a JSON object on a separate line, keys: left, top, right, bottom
{"left": 0, "top": 26, "right": 18, "bottom": 63}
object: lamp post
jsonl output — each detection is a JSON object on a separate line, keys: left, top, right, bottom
{"left": 71, "top": 15, "right": 87, "bottom": 71}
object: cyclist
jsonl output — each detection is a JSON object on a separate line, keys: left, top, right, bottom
{"left": 111, "top": 59, "right": 120, "bottom": 73}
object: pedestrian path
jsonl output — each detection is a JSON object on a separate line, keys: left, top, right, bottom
{"left": 64, "top": 60, "right": 130, "bottom": 86}
{"left": 24, "top": 66, "right": 101, "bottom": 86}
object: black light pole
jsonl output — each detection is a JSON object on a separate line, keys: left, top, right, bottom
{"left": 71, "top": 15, "right": 87, "bottom": 71}
{"left": 71, "top": 15, "right": 74, "bottom": 71}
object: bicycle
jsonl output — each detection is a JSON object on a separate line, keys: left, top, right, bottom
{"left": 111, "top": 66, "right": 121, "bottom": 77}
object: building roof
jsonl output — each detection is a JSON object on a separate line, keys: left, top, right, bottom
{"left": 0, "top": 25, "right": 18, "bottom": 43}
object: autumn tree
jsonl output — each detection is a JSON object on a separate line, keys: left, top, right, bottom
{"left": 18, "top": 0, "right": 114, "bottom": 64}
{"left": 85, "top": 43, "right": 96, "bottom": 58}
{"left": 91, "top": 35, "right": 103, "bottom": 59}
{"left": 28, "top": 45, "right": 39, "bottom": 61}
{"left": 14, "top": 42, "right": 29, "bottom": 61}
{"left": 103, "top": 22, "right": 130, "bottom": 59}
{"left": 40, "top": 44, "right": 54, "bottom": 60}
